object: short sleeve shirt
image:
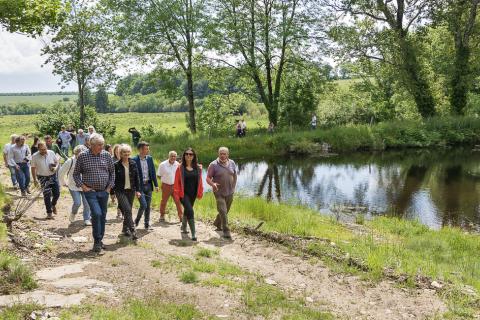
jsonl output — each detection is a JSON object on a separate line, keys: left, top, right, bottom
{"left": 31, "top": 150, "right": 57, "bottom": 176}
{"left": 207, "top": 159, "right": 237, "bottom": 197}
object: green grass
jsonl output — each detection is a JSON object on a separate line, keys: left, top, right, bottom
{"left": 195, "top": 247, "right": 219, "bottom": 258}
{"left": 60, "top": 299, "right": 204, "bottom": 320}
{"left": 152, "top": 252, "right": 334, "bottom": 318}
{"left": 0, "top": 250, "right": 38, "bottom": 294}
{"left": 0, "top": 185, "right": 37, "bottom": 295}
{"left": 0, "top": 94, "right": 76, "bottom": 104}
{"left": 0, "top": 303, "right": 41, "bottom": 320}
{"left": 3, "top": 113, "right": 480, "bottom": 161}
{"left": 179, "top": 270, "right": 199, "bottom": 284}
{"left": 192, "top": 194, "right": 480, "bottom": 318}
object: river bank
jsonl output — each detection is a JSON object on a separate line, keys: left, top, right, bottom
{"left": 136, "top": 116, "right": 480, "bottom": 162}
{"left": 0, "top": 165, "right": 463, "bottom": 319}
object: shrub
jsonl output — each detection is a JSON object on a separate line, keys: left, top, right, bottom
{"left": 34, "top": 104, "right": 116, "bottom": 138}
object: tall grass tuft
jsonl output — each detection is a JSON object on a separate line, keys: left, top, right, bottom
{"left": 0, "top": 251, "right": 38, "bottom": 294}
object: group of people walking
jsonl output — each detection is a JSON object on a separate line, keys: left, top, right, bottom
{"left": 3, "top": 127, "right": 237, "bottom": 254}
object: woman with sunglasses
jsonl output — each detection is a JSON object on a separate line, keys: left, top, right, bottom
{"left": 173, "top": 147, "right": 203, "bottom": 241}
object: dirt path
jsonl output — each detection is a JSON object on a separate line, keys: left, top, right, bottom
{"left": 0, "top": 165, "right": 447, "bottom": 319}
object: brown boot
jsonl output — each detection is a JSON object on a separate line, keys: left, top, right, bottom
{"left": 52, "top": 206, "right": 57, "bottom": 215}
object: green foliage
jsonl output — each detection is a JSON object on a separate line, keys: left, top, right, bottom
{"left": 42, "top": 1, "right": 120, "bottom": 125}
{"left": 0, "top": 0, "right": 63, "bottom": 35}
{"left": 34, "top": 105, "right": 116, "bottom": 137}
{"left": 95, "top": 86, "right": 109, "bottom": 113}
{"left": 196, "top": 94, "right": 235, "bottom": 135}
{"left": 279, "top": 61, "right": 324, "bottom": 127}
{"left": 0, "top": 251, "right": 37, "bottom": 294}
{"left": 208, "top": 0, "right": 323, "bottom": 125}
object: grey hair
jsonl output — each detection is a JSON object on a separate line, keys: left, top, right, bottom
{"left": 119, "top": 144, "right": 132, "bottom": 154}
{"left": 218, "top": 146, "right": 229, "bottom": 154}
{"left": 168, "top": 150, "right": 177, "bottom": 157}
{"left": 78, "top": 129, "right": 84, "bottom": 134}
{"left": 88, "top": 125, "right": 96, "bottom": 132}
{"left": 10, "top": 134, "right": 18, "bottom": 140}
{"left": 74, "top": 145, "right": 87, "bottom": 156}
{"left": 88, "top": 133, "right": 104, "bottom": 146}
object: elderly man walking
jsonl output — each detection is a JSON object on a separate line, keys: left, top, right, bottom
{"left": 3, "top": 134, "right": 19, "bottom": 189}
{"left": 157, "top": 151, "right": 183, "bottom": 222}
{"left": 73, "top": 133, "right": 115, "bottom": 253}
{"left": 31, "top": 142, "right": 60, "bottom": 219}
{"left": 206, "top": 147, "right": 237, "bottom": 239}
{"left": 7, "top": 136, "right": 32, "bottom": 196}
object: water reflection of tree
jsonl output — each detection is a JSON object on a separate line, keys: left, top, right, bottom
{"left": 393, "top": 165, "right": 429, "bottom": 215}
{"left": 257, "top": 163, "right": 281, "bottom": 201}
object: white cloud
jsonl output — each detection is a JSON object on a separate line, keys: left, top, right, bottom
{"left": 0, "top": 31, "right": 76, "bottom": 92}
{"left": 0, "top": 32, "right": 47, "bottom": 74}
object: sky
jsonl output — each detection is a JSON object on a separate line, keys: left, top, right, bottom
{"left": 0, "top": 31, "right": 76, "bottom": 93}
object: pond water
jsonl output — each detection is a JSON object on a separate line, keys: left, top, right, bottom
{"left": 233, "top": 148, "right": 480, "bottom": 229}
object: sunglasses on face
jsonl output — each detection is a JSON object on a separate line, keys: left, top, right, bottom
{"left": 185, "top": 153, "right": 194, "bottom": 156}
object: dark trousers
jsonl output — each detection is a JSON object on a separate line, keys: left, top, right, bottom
{"left": 84, "top": 191, "right": 109, "bottom": 244}
{"left": 38, "top": 175, "right": 60, "bottom": 214}
{"left": 116, "top": 190, "right": 135, "bottom": 233}
{"left": 136, "top": 183, "right": 152, "bottom": 227}
{"left": 180, "top": 194, "right": 196, "bottom": 220}
{"left": 15, "top": 163, "right": 30, "bottom": 192}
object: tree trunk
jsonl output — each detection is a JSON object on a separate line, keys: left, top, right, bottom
{"left": 186, "top": 70, "right": 196, "bottom": 133}
{"left": 77, "top": 80, "right": 85, "bottom": 128}
{"left": 450, "top": 42, "right": 470, "bottom": 115}
{"left": 398, "top": 37, "right": 436, "bottom": 118}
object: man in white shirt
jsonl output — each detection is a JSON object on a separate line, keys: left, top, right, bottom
{"left": 3, "top": 134, "right": 18, "bottom": 188}
{"left": 8, "top": 136, "right": 32, "bottom": 196}
{"left": 31, "top": 142, "right": 60, "bottom": 219}
{"left": 157, "top": 151, "right": 183, "bottom": 222}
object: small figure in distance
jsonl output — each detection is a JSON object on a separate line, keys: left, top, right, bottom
{"left": 311, "top": 113, "right": 317, "bottom": 130}
{"left": 267, "top": 122, "right": 275, "bottom": 134}
{"left": 128, "top": 127, "right": 141, "bottom": 147}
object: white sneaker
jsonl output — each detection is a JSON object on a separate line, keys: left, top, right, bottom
{"left": 69, "top": 213, "right": 76, "bottom": 223}
{"left": 84, "top": 220, "right": 92, "bottom": 226}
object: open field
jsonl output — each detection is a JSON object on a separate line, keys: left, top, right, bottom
{"left": 0, "top": 94, "right": 77, "bottom": 105}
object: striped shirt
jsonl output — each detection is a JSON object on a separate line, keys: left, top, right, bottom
{"left": 73, "top": 149, "right": 115, "bottom": 191}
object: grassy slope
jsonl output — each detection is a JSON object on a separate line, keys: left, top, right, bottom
{"left": 190, "top": 195, "right": 480, "bottom": 318}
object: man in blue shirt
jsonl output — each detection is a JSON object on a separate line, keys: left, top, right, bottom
{"left": 58, "top": 125, "right": 72, "bottom": 156}
{"left": 133, "top": 141, "right": 159, "bottom": 230}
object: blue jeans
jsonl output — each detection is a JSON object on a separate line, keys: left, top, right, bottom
{"left": 8, "top": 165, "right": 17, "bottom": 186}
{"left": 15, "top": 163, "right": 30, "bottom": 192}
{"left": 136, "top": 183, "right": 153, "bottom": 227}
{"left": 69, "top": 190, "right": 91, "bottom": 221}
{"left": 84, "top": 191, "right": 109, "bottom": 244}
